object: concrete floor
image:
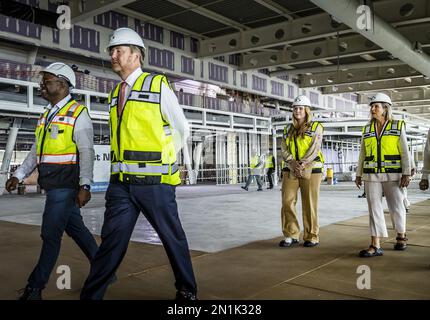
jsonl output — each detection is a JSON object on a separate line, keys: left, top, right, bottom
{"left": 0, "top": 181, "right": 428, "bottom": 252}
{"left": 0, "top": 182, "right": 429, "bottom": 300}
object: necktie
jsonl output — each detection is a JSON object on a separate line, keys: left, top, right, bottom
{"left": 47, "top": 106, "right": 58, "bottom": 124}
{"left": 117, "top": 82, "right": 127, "bottom": 117}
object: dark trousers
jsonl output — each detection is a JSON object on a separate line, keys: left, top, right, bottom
{"left": 80, "top": 183, "right": 197, "bottom": 300}
{"left": 267, "top": 168, "right": 274, "bottom": 188}
{"left": 28, "top": 188, "right": 98, "bottom": 289}
{"left": 244, "top": 175, "right": 263, "bottom": 189}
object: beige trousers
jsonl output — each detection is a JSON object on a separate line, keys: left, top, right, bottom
{"left": 281, "top": 172, "right": 322, "bottom": 242}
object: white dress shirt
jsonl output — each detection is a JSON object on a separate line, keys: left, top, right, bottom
{"left": 121, "top": 67, "right": 190, "bottom": 152}
{"left": 14, "top": 94, "right": 95, "bottom": 186}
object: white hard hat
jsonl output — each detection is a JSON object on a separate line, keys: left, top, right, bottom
{"left": 292, "top": 95, "right": 311, "bottom": 107}
{"left": 107, "top": 27, "right": 146, "bottom": 51}
{"left": 41, "top": 62, "right": 76, "bottom": 87}
{"left": 369, "top": 92, "right": 392, "bottom": 106}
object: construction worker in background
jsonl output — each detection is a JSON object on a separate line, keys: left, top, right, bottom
{"left": 241, "top": 152, "right": 264, "bottom": 191}
{"left": 80, "top": 28, "right": 197, "bottom": 300}
{"left": 279, "top": 95, "right": 324, "bottom": 248}
{"left": 419, "top": 128, "right": 430, "bottom": 191}
{"left": 265, "top": 152, "right": 275, "bottom": 189}
{"left": 5, "top": 62, "right": 98, "bottom": 300}
{"left": 355, "top": 92, "right": 411, "bottom": 258}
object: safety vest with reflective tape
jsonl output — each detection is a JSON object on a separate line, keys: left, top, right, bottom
{"left": 283, "top": 121, "right": 325, "bottom": 173}
{"left": 250, "top": 155, "right": 261, "bottom": 169}
{"left": 265, "top": 155, "right": 274, "bottom": 169}
{"left": 36, "top": 100, "right": 84, "bottom": 164}
{"left": 109, "top": 72, "right": 180, "bottom": 185}
{"left": 362, "top": 119, "right": 404, "bottom": 174}
{"left": 35, "top": 99, "right": 86, "bottom": 190}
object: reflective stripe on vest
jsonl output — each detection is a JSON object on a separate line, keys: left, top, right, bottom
{"left": 111, "top": 162, "right": 177, "bottom": 175}
{"left": 362, "top": 119, "right": 404, "bottom": 173}
{"left": 39, "top": 154, "right": 78, "bottom": 164}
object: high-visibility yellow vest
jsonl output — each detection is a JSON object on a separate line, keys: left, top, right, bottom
{"left": 284, "top": 121, "right": 325, "bottom": 173}
{"left": 35, "top": 99, "right": 86, "bottom": 190}
{"left": 36, "top": 99, "right": 85, "bottom": 165}
{"left": 265, "top": 155, "right": 274, "bottom": 169}
{"left": 250, "top": 155, "right": 261, "bottom": 169}
{"left": 109, "top": 72, "right": 180, "bottom": 185}
{"left": 281, "top": 160, "right": 288, "bottom": 171}
{"left": 362, "top": 119, "right": 404, "bottom": 174}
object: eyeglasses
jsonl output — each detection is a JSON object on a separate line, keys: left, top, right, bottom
{"left": 39, "top": 79, "right": 63, "bottom": 86}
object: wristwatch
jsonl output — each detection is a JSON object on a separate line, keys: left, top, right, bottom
{"left": 81, "top": 184, "right": 91, "bottom": 191}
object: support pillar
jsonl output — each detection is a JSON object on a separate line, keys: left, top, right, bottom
{"left": 0, "top": 119, "right": 22, "bottom": 195}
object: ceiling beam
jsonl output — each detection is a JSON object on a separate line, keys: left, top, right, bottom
{"left": 166, "top": 0, "right": 249, "bottom": 31}
{"left": 359, "top": 89, "right": 430, "bottom": 104}
{"left": 271, "top": 59, "right": 404, "bottom": 76}
{"left": 310, "top": 0, "right": 430, "bottom": 78}
{"left": 253, "top": 0, "right": 295, "bottom": 20}
{"left": 117, "top": 7, "right": 207, "bottom": 39}
{"left": 322, "top": 77, "right": 430, "bottom": 94}
{"left": 199, "top": 0, "right": 430, "bottom": 58}
{"left": 240, "top": 23, "right": 430, "bottom": 70}
{"left": 70, "top": 0, "right": 135, "bottom": 24}
{"left": 300, "top": 64, "right": 422, "bottom": 88}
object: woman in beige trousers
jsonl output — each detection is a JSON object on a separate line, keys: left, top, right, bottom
{"left": 279, "top": 95, "right": 324, "bottom": 248}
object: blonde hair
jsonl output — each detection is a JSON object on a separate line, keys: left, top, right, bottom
{"left": 129, "top": 45, "right": 145, "bottom": 67}
{"left": 288, "top": 106, "right": 313, "bottom": 138}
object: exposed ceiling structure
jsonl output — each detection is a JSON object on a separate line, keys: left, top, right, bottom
{"left": 95, "top": 0, "right": 430, "bottom": 119}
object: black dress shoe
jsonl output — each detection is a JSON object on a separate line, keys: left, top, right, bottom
{"left": 394, "top": 235, "right": 408, "bottom": 251}
{"left": 359, "top": 245, "right": 383, "bottom": 257}
{"left": 17, "top": 286, "right": 42, "bottom": 300}
{"left": 279, "top": 239, "right": 299, "bottom": 247}
{"left": 175, "top": 290, "right": 197, "bottom": 301}
{"left": 241, "top": 186, "right": 248, "bottom": 191}
{"left": 303, "top": 241, "right": 319, "bottom": 247}
{"left": 257, "top": 188, "right": 263, "bottom": 191}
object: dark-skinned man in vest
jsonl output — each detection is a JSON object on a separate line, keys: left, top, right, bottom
{"left": 5, "top": 62, "right": 98, "bottom": 300}
{"left": 80, "top": 28, "right": 197, "bottom": 300}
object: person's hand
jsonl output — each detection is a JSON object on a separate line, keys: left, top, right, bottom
{"left": 411, "top": 168, "right": 415, "bottom": 177}
{"left": 291, "top": 160, "right": 303, "bottom": 177}
{"left": 419, "top": 179, "right": 429, "bottom": 191}
{"left": 289, "top": 160, "right": 299, "bottom": 172}
{"left": 5, "top": 177, "right": 19, "bottom": 193}
{"left": 400, "top": 175, "right": 411, "bottom": 188}
{"left": 77, "top": 188, "right": 91, "bottom": 208}
{"left": 355, "top": 176, "right": 362, "bottom": 189}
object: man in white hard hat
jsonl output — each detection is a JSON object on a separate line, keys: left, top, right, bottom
{"left": 80, "top": 28, "right": 197, "bottom": 300}
{"left": 5, "top": 62, "right": 98, "bottom": 299}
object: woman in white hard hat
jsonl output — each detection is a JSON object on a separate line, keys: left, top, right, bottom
{"left": 355, "top": 92, "right": 411, "bottom": 257}
{"left": 279, "top": 95, "right": 325, "bottom": 248}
